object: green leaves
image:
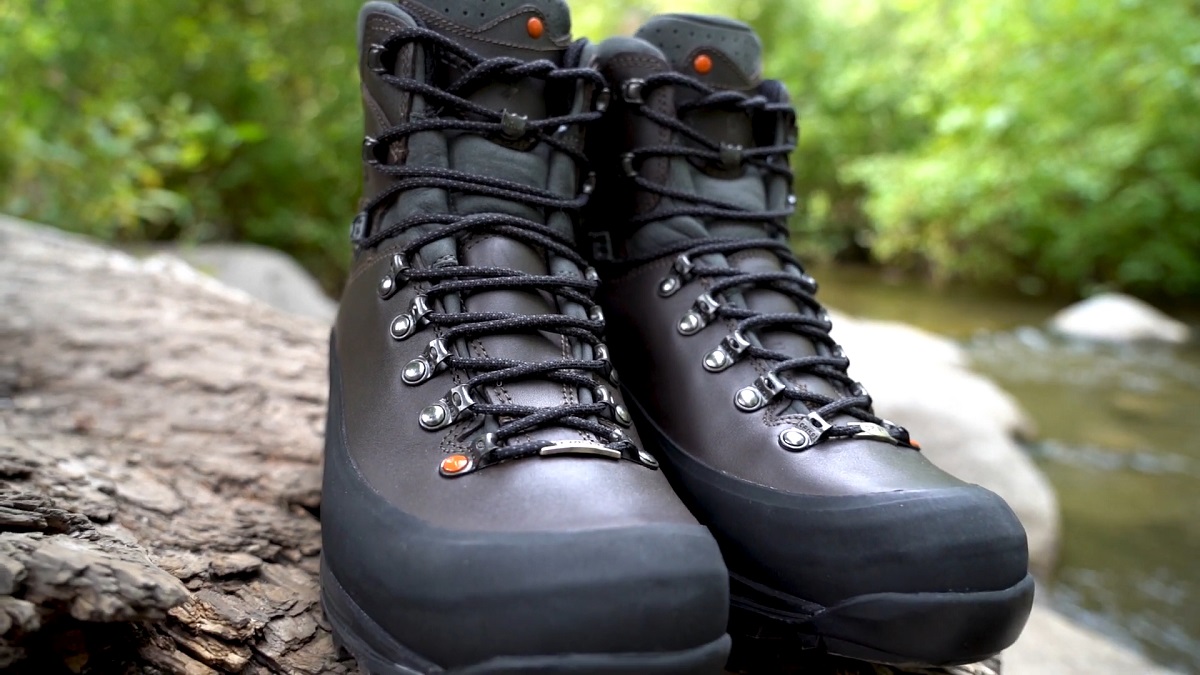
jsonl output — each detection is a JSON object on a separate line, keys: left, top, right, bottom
{"left": 752, "top": 0, "right": 1200, "bottom": 298}
{"left": 1, "top": 0, "right": 1197, "bottom": 298}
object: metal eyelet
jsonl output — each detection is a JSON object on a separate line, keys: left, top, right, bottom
{"left": 678, "top": 312, "right": 703, "bottom": 335}
{"left": 734, "top": 386, "right": 764, "bottom": 411}
{"left": 419, "top": 402, "right": 451, "bottom": 430}
{"left": 362, "top": 136, "right": 380, "bottom": 163}
{"left": 593, "top": 86, "right": 611, "bottom": 112}
{"left": 378, "top": 275, "right": 398, "bottom": 299}
{"left": 778, "top": 412, "right": 832, "bottom": 451}
{"left": 594, "top": 385, "right": 613, "bottom": 405}
{"left": 673, "top": 253, "right": 695, "bottom": 279}
{"left": 500, "top": 110, "right": 529, "bottom": 139}
{"left": 786, "top": 194, "right": 798, "bottom": 208}
{"left": 621, "top": 152, "right": 638, "bottom": 178}
{"left": 367, "top": 44, "right": 389, "bottom": 74}
{"left": 637, "top": 448, "right": 658, "bottom": 468}
{"left": 390, "top": 294, "right": 432, "bottom": 341}
{"left": 588, "top": 306, "right": 605, "bottom": 323}
{"left": 734, "top": 372, "right": 787, "bottom": 412}
{"left": 402, "top": 338, "right": 451, "bottom": 385}
{"left": 379, "top": 253, "right": 411, "bottom": 300}
{"left": 658, "top": 253, "right": 696, "bottom": 297}
{"left": 703, "top": 330, "right": 751, "bottom": 372}
{"left": 718, "top": 143, "right": 744, "bottom": 170}
{"left": 390, "top": 314, "right": 415, "bottom": 340}
{"left": 475, "top": 432, "right": 502, "bottom": 453}
{"left": 593, "top": 343, "right": 619, "bottom": 386}
{"left": 621, "top": 78, "right": 645, "bottom": 104}
{"left": 613, "top": 404, "right": 632, "bottom": 427}
{"left": 583, "top": 266, "right": 599, "bottom": 282}
{"left": 391, "top": 253, "right": 410, "bottom": 273}
{"left": 581, "top": 172, "right": 597, "bottom": 195}
{"left": 694, "top": 292, "right": 721, "bottom": 319}
{"left": 678, "top": 293, "right": 721, "bottom": 336}
{"left": 703, "top": 349, "right": 730, "bottom": 371}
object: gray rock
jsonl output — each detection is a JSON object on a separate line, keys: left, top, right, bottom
{"left": 1005, "top": 602, "right": 1181, "bottom": 674}
{"left": 830, "top": 313, "right": 1060, "bottom": 576}
{"left": 167, "top": 243, "right": 337, "bottom": 323}
{"left": 1050, "top": 293, "right": 1189, "bottom": 344}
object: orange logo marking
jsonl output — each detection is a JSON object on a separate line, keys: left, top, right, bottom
{"left": 527, "top": 17, "right": 544, "bottom": 39}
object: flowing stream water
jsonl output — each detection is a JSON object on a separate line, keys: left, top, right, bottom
{"left": 810, "top": 264, "right": 1200, "bottom": 673}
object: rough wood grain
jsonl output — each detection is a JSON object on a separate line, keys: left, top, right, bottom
{"left": 0, "top": 216, "right": 999, "bottom": 675}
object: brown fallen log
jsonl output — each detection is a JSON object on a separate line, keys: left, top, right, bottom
{"left": 0, "top": 216, "right": 999, "bottom": 675}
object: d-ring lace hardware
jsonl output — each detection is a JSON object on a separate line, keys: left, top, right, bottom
{"left": 402, "top": 338, "right": 451, "bottom": 385}
{"left": 390, "top": 293, "right": 433, "bottom": 340}
{"left": 734, "top": 371, "right": 787, "bottom": 412}
{"left": 658, "top": 253, "right": 697, "bottom": 297}
{"left": 778, "top": 412, "right": 833, "bottom": 451}
{"left": 703, "top": 329, "right": 751, "bottom": 372}
{"left": 677, "top": 292, "right": 722, "bottom": 335}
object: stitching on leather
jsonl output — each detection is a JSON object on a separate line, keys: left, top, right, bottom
{"left": 345, "top": 240, "right": 408, "bottom": 287}
{"left": 399, "top": 1, "right": 569, "bottom": 51}
{"left": 363, "top": 86, "right": 390, "bottom": 131}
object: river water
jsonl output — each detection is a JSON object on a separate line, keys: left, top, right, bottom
{"left": 810, "top": 264, "right": 1200, "bottom": 673}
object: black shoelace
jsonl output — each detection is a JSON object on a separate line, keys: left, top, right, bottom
{"left": 618, "top": 71, "right": 915, "bottom": 449}
{"left": 355, "top": 27, "right": 640, "bottom": 469}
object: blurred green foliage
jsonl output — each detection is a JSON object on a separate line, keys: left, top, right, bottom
{"left": 2, "top": 0, "right": 1198, "bottom": 297}
{"left": 0, "top": 0, "right": 362, "bottom": 287}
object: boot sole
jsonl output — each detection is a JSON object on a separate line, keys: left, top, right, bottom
{"left": 727, "top": 571, "right": 1035, "bottom": 668}
{"left": 321, "top": 563, "right": 733, "bottom": 674}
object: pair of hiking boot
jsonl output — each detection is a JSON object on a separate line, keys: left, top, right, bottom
{"left": 320, "top": 1, "right": 1035, "bottom": 673}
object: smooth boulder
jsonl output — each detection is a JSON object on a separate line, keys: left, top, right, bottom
{"left": 1050, "top": 293, "right": 1189, "bottom": 344}
{"left": 168, "top": 242, "right": 338, "bottom": 323}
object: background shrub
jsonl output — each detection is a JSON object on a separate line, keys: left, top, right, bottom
{"left": 2, "top": 0, "right": 1197, "bottom": 298}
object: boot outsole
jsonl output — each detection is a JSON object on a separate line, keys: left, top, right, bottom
{"left": 321, "top": 563, "right": 733, "bottom": 675}
{"left": 727, "top": 571, "right": 1035, "bottom": 668}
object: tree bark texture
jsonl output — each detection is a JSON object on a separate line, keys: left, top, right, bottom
{"left": 0, "top": 217, "right": 999, "bottom": 675}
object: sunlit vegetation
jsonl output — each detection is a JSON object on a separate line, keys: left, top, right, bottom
{"left": 2, "top": 0, "right": 1197, "bottom": 297}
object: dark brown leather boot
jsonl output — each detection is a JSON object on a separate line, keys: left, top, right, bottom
{"left": 320, "top": 3, "right": 731, "bottom": 672}
{"left": 585, "top": 13, "right": 1034, "bottom": 668}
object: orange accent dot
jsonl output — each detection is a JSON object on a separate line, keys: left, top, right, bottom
{"left": 526, "top": 17, "right": 544, "bottom": 39}
{"left": 441, "top": 454, "right": 471, "bottom": 475}
{"left": 693, "top": 53, "right": 713, "bottom": 74}
{"left": 909, "top": 439, "right": 922, "bottom": 450}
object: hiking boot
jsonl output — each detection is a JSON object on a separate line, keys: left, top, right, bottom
{"left": 320, "top": 3, "right": 731, "bottom": 672}
{"left": 584, "top": 14, "right": 1034, "bottom": 667}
